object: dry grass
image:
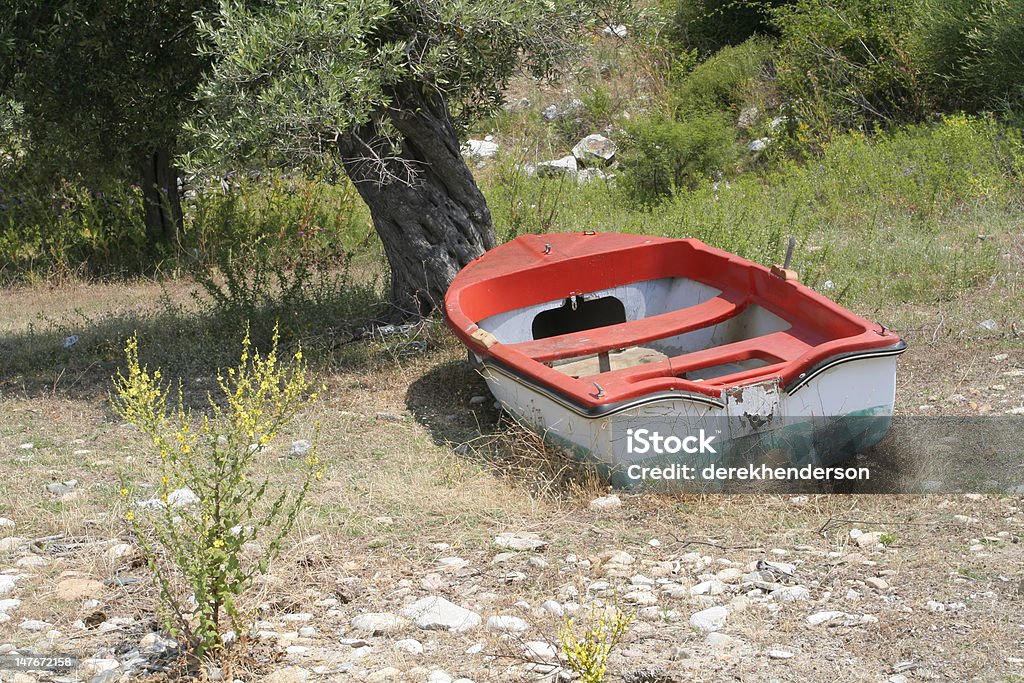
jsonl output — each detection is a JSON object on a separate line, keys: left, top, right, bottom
{"left": 1, "top": 276, "right": 1023, "bottom": 682}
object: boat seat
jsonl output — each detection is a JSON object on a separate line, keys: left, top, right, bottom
{"left": 508, "top": 291, "right": 749, "bottom": 363}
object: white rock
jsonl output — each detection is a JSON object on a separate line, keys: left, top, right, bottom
{"left": 79, "top": 658, "right": 120, "bottom": 679}
{"left": 45, "top": 479, "right": 77, "bottom": 495}
{"left": 106, "top": 542, "right": 138, "bottom": 563}
{"left": 535, "top": 156, "right": 578, "bottom": 178}
{"left": 394, "top": 638, "right": 423, "bottom": 654}
{"left": 771, "top": 586, "right": 811, "bottom": 602}
{"left": 577, "top": 167, "right": 610, "bottom": 185}
{"left": 486, "top": 615, "right": 530, "bottom": 633}
{"left": 0, "top": 598, "right": 21, "bottom": 614}
{"left": 856, "top": 532, "right": 884, "bottom": 548}
{"left": 588, "top": 494, "right": 621, "bottom": 511}
{"left": 572, "top": 134, "right": 617, "bottom": 163}
{"left": 493, "top": 532, "right": 546, "bottom": 551}
{"left": 428, "top": 671, "right": 453, "bottom": 683}
{"left": 768, "top": 649, "right": 794, "bottom": 659}
{"left": 0, "top": 575, "right": 24, "bottom": 596}
{"left": 540, "top": 600, "right": 563, "bottom": 617}
{"left": 290, "top": 440, "right": 311, "bottom": 456}
{"left": 399, "top": 596, "right": 481, "bottom": 632}
{"left": 747, "top": 137, "right": 770, "bottom": 152}
{"left": 524, "top": 640, "right": 557, "bottom": 661}
{"left": 865, "top": 577, "right": 889, "bottom": 591}
{"left": 0, "top": 537, "right": 25, "bottom": 553}
{"left": 690, "top": 580, "right": 727, "bottom": 596}
{"left": 607, "top": 550, "right": 634, "bottom": 565}
{"left": 463, "top": 139, "right": 500, "bottom": 159}
{"left": 806, "top": 611, "right": 845, "bottom": 626}
{"left": 0, "top": 518, "right": 14, "bottom": 529}
{"left": 351, "top": 612, "right": 408, "bottom": 634}
{"left": 689, "top": 606, "right": 728, "bottom": 632}
{"left": 19, "top": 618, "right": 53, "bottom": 631}
{"left": 601, "top": 24, "right": 628, "bottom": 38}
{"left": 260, "top": 666, "right": 310, "bottom": 683}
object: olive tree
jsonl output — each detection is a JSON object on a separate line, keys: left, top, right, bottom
{"left": 192, "top": 0, "right": 591, "bottom": 316}
{"left": 0, "top": 0, "right": 214, "bottom": 249}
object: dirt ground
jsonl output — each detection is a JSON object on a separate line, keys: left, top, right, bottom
{"left": 1, "top": 279, "right": 1023, "bottom": 683}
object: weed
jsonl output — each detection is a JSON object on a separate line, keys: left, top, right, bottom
{"left": 558, "top": 606, "right": 634, "bottom": 683}
{"left": 111, "top": 325, "right": 322, "bottom": 657}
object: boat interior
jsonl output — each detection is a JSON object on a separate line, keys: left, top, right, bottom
{"left": 478, "top": 275, "right": 825, "bottom": 387}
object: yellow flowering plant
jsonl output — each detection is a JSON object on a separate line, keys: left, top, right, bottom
{"left": 112, "top": 324, "right": 322, "bottom": 657}
{"left": 558, "top": 606, "right": 634, "bottom": 683}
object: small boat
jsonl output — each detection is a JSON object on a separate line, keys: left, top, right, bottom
{"left": 444, "top": 232, "right": 906, "bottom": 490}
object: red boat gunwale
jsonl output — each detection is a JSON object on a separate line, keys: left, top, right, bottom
{"left": 444, "top": 232, "right": 903, "bottom": 411}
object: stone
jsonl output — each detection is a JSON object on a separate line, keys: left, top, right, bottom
{"left": 747, "top": 138, "right": 770, "bottom": 153}
{"left": 856, "top": 532, "right": 884, "bottom": 548}
{"left": 572, "top": 134, "right": 617, "bottom": 164}
{"left": 0, "top": 537, "right": 25, "bottom": 553}
{"left": 139, "top": 632, "right": 178, "bottom": 654}
{"left": 56, "top": 578, "right": 105, "bottom": 601}
{"left": 428, "top": 671, "right": 453, "bottom": 683}
{"left": 260, "top": 666, "right": 310, "bottom": 683}
{"left": 524, "top": 640, "right": 557, "bottom": 661}
{"left": 0, "top": 598, "right": 21, "bottom": 613}
{"left": 0, "top": 518, "right": 14, "bottom": 529}
{"left": 486, "top": 615, "right": 530, "bottom": 633}
{"left": 607, "top": 550, "right": 634, "bottom": 565}
{"left": 463, "top": 140, "right": 499, "bottom": 159}
{"left": 79, "top": 658, "right": 120, "bottom": 679}
{"left": 534, "top": 156, "right": 578, "bottom": 178}
{"left": 367, "top": 668, "right": 403, "bottom": 682}
{"left": 689, "top": 606, "right": 728, "bottom": 632}
{"left": 865, "top": 577, "right": 889, "bottom": 591}
{"left": 351, "top": 612, "right": 407, "bottom": 635}
{"left": 806, "top": 611, "right": 845, "bottom": 626}
{"left": 45, "top": 480, "right": 77, "bottom": 496}
{"left": 19, "top": 618, "right": 54, "bottom": 631}
{"left": 716, "top": 568, "right": 744, "bottom": 584}
{"left": 493, "top": 532, "right": 546, "bottom": 552}
{"left": 588, "top": 494, "right": 621, "bottom": 511}
{"left": 540, "top": 600, "right": 563, "bottom": 617}
{"left": 623, "top": 590, "right": 658, "bottom": 606}
{"left": 601, "top": 24, "right": 627, "bottom": 38}
{"left": 768, "top": 649, "right": 794, "bottom": 659}
{"left": 289, "top": 440, "right": 311, "bottom": 456}
{"left": 394, "top": 638, "right": 423, "bottom": 654}
{"left": 577, "top": 168, "right": 610, "bottom": 184}
{"left": 399, "top": 596, "right": 481, "bottom": 632}
{"left": 771, "top": 586, "right": 811, "bottom": 602}
{"left": 106, "top": 543, "right": 138, "bottom": 563}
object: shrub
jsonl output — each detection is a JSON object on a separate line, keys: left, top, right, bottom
{"left": 618, "top": 111, "right": 737, "bottom": 204}
{"left": 673, "top": 36, "right": 774, "bottom": 116}
{"left": 913, "top": 0, "right": 1024, "bottom": 114}
{"left": 669, "top": 0, "right": 789, "bottom": 55}
{"left": 772, "top": 0, "right": 925, "bottom": 137}
{"left": 558, "top": 607, "right": 634, "bottom": 683}
{"left": 112, "top": 326, "right": 321, "bottom": 657}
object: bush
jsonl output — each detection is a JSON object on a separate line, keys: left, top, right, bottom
{"left": 913, "top": 0, "right": 1024, "bottom": 114}
{"left": 559, "top": 607, "right": 634, "bottom": 683}
{"left": 772, "top": 0, "right": 925, "bottom": 137}
{"left": 113, "top": 326, "right": 321, "bottom": 657}
{"left": 670, "top": 0, "right": 789, "bottom": 55}
{"left": 673, "top": 37, "right": 774, "bottom": 116}
{"left": 618, "top": 111, "right": 737, "bottom": 204}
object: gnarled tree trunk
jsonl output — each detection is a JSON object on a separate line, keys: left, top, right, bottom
{"left": 339, "top": 83, "right": 496, "bottom": 318}
{"left": 139, "top": 145, "right": 183, "bottom": 251}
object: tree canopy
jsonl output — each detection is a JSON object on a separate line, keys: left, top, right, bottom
{"left": 188, "top": 0, "right": 593, "bottom": 314}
